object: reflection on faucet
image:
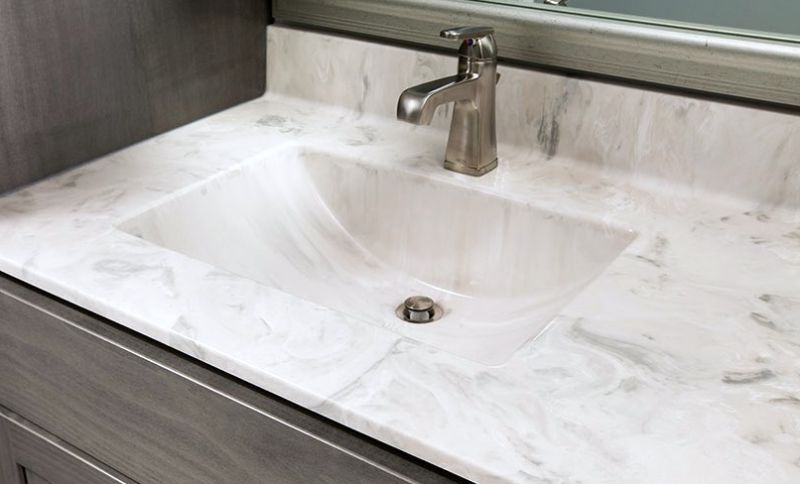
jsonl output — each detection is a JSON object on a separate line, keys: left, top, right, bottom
{"left": 397, "top": 26, "right": 500, "bottom": 176}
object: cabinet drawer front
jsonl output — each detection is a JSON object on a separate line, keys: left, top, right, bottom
{"left": 0, "top": 275, "right": 458, "bottom": 484}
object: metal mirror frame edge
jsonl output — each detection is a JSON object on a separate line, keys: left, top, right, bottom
{"left": 273, "top": 0, "right": 800, "bottom": 108}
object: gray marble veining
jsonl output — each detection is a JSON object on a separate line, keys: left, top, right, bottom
{"left": 0, "top": 26, "right": 798, "bottom": 483}
{"left": 268, "top": 28, "right": 800, "bottom": 209}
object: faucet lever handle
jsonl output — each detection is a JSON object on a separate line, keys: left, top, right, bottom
{"left": 440, "top": 26, "right": 497, "bottom": 61}
{"left": 440, "top": 26, "right": 494, "bottom": 41}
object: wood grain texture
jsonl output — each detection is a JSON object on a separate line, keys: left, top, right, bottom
{"left": 24, "top": 470, "right": 49, "bottom": 484}
{"left": 127, "top": 1, "right": 267, "bottom": 133}
{"left": 0, "top": 0, "right": 266, "bottom": 195}
{"left": 23, "top": 470, "right": 50, "bottom": 484}
{"left": 0, "top": 414, "right": 20, "bottom": 484}
{"left": 0, "top": 409, "right": 133, "bottom": 484}
{"left": 0, "top": 273, "right": 464, "bottom": 484}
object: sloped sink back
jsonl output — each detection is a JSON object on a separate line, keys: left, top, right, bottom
{"left": 120, "top": 148, "right": 636, "bottom": 365}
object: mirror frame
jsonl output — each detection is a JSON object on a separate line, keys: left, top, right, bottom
{"left": 273, "top": 0, "right": 800, "bottom": 108}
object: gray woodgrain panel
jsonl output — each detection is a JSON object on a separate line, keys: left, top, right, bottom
{"left": 0, "top": 0, "right": 266, "bottom": 195}
{"left": 0, "top": 409, "right": 133, "bottom": 484}
{"left": 0, "top": 0, "right": 152, "bottom": 196}
{"left": 24, "top": 471, "right": 50, "bottom": 484}
{"left": 272, "top": 0, "right": 800, "bottom": 109}
{"left": 129, "top": 0, "right": 267, "bottom": 132}
{"left": 0, "top": 274, "right": 463, "bottom": 484}
{"left": 0, "top": 415, "right": 20, "bottom": 484}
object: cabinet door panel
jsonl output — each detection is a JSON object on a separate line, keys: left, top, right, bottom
{"left": 24, "top": 469, "right": 55, "bottom": 484}
{"left": 0, "top": 409, "right": 133, "bottom": 484}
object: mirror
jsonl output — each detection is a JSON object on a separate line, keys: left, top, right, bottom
{"left": 479, "top": 0, "right": 800, "bottom": 40}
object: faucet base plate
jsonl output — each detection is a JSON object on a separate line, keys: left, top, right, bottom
{"left": 444, "top": 158, "right": 498, "bottom": 176}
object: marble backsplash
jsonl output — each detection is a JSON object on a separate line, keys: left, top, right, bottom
{"left": 267, "top": 26, "right": 800, "bottom": 210}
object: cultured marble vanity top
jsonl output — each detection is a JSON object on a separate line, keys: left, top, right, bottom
{"left": 1, "top": 26, "right": 799, "bottom": 483}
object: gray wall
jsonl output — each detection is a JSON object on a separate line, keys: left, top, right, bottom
{"left": 0, "top": 0, "right": 267, "bottom": 194}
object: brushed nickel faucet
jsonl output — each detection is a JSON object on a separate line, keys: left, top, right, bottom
{"left": 397, "top": 26, "right": 499, "bottom": 176}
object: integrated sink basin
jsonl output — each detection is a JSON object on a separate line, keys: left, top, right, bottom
{"left": 119, "top": 148, "right": 635, "bottom": 365}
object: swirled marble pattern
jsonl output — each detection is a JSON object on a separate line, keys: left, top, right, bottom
{"left": 0, "top": 26, "right": 798, "bottom": 483}
{"left": 267, "top": 27, "right": 800, "bottom": 209}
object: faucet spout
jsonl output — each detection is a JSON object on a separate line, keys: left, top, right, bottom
{"left": 397, "top": 74, "right": 478, "bottom": 125}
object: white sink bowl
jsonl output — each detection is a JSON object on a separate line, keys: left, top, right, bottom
{"left": 120, "top": 148, "right": 635, "bottom": 365}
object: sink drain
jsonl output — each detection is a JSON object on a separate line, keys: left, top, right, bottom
{"left": 395, "top": 295, "right": 443, "bottom": 324}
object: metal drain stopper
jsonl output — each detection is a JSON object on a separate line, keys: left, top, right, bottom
{"left": 396, "top": 296, "right": 443, "bottom": 324}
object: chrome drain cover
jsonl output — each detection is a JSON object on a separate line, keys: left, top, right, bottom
{"left": 395, "top": 296, "right": 443, "bottom": 324}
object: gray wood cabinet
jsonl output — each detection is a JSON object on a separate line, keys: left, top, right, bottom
{"left": 0, "top": 408, "right": 133, "bottom": 483}
{"left": 0, "top": 273, "right": 464, "bottom": 484}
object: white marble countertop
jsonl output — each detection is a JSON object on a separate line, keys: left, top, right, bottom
{"left": 2, "top": 28, "right": 800, "bottom": 483}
